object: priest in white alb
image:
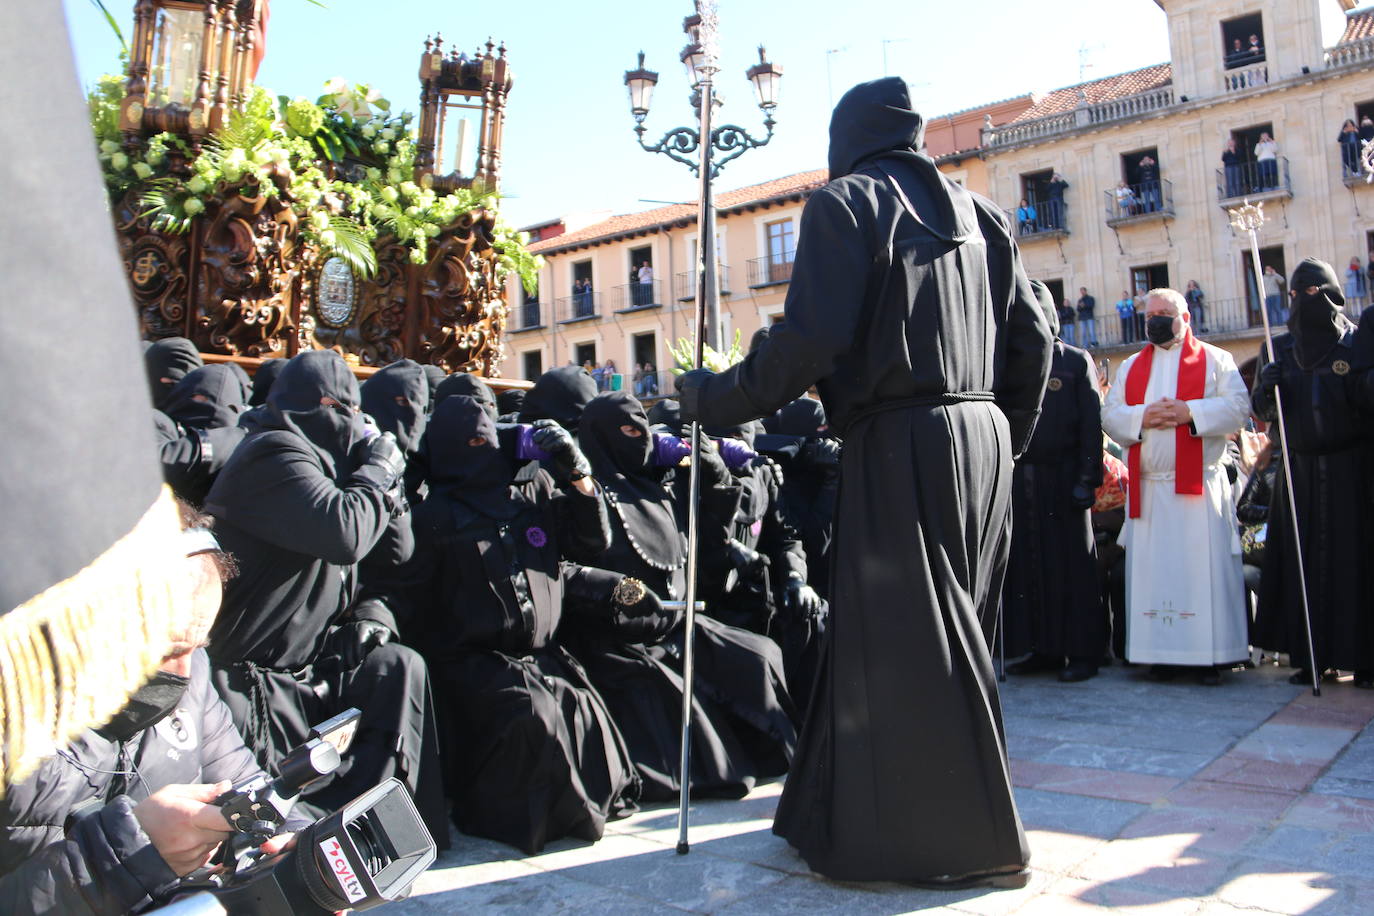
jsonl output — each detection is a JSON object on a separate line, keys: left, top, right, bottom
{"left": 1102, "top": 287, "right": 1250, "bottom": 684}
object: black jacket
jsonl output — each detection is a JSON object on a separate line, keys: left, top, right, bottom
{"left": 0, "top": 651, "right": 263, "bottom": 916}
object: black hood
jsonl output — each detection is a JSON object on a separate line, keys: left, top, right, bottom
{"left": 360, "top": 358, "right": 430, "bottom": 455}
{"left": 145, "top": 337, "right": 204, "bottom": 410}
{"left": 163, "top": 364, "right": 248, "bottom": 431}
{"left": 261, "top": 350, "right": 366, "bottom": 478}
{"left": 427, "top": 394, "right": 516, "bottom": 518}
{"left": 646, "top": 397, "right": 682, "bottom": 436}
{"left": 434, "top": 371, "right": 497, "bottom": 420}
{"left": 496, "top": 388, "right": 526, "bottom": 418}
{"left": 421, "top": 364, "right": 447, "bottom": 407}
{"left": 249, "top": 358, "right": 286, "bottom": 407}
{"left": 828, "top": 77, "right": 925, "bottom": 181}
{"left": 580, "top": 393, "right": 654, "bottom": 479}
{"left": 777, "top": 397, "right": 828, "bottom": 438}
{"left": 520, "top": 366, "right": 598, "bottom": 431}
{"left": 1029, "top": 279, "right": 1060, "bottom": 338}
{"left": 1288, "top": 258, "right": 1351, "bottom": 366}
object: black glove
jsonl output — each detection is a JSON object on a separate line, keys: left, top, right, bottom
{"left": 531, "top": 418, "right": 592, "bottom": 482}
{"left": 694, "top": 435, "right": 732, "bottom": 488}
{"left": 610, "top": 577, "right": 679, "bottom": 644}
{"left": 354, "top": 431, "right": 406, "bottom": 491}
{"left": 323, "top": 619, "right": 392, "bottom": 670}
{"left": 784, "top": 575, "right": 823, "bottom": 621}
{"left": 1256, "top": 360, "right": 1282, "bottom": 394}
{"left": 1070, "top": 483, "right": 1096, "bottom": 511}
{"left": 727, "top": 538, "right": 770, "bottom": 577}
{"left": 802, "top": 438, "right": 841, "bottom": 467}
{"left": 675, "top": 369, "right": 715, "bottom": 423}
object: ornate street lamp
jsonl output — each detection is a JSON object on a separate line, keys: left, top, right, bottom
{"left": 621, "top": 0, "right": 780, "bottom": 862}
{"left": 119, "top": 0, "right": 265, "bottom": 146}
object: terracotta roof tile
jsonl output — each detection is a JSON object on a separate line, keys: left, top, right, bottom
{"left": 529, "top": 168, "right": 827, "bottom": 254}
{"left": 1010, "top": 63, "right": 1172, "bottom": 124}
{"left": 1339, "top": 8, "right": 1374, "bottom": 45}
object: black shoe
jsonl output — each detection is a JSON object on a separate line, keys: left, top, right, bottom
{"left": 1147, "top": 664, "right": 1176, "bottom": 681}
{"left": 1198, "top": 667, "right": 1222, "bottom": 687}
{"left": 907, "top": 867, "right": 1031, "bottom": 891}
{"left": 1006, "top": 654, "right": 1064, "bottom": 676}
{"left": 1059, "top": 661, "right": 1098, "bottom": 683}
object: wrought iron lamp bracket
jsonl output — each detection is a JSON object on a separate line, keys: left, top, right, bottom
{"left": 634, "top": 123, "right": 703, "bottom": 174}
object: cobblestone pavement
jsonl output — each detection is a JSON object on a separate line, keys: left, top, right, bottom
{"left": 382, "top": 662, "right": 1374, "bottom": 914}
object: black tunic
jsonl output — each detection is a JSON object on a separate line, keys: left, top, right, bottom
{"left": 690, "top": 78, "right": 1050, "bottom": 882}
{"left": 203, "top": 351, "right": 446, "bottom": 845}
{"left": 400, "top": 396, "right": 639, "bottom": 853}
{"left": 1252, "top": 310, "right": 1372, "bottom": 674}
{"left": 568, "top": 393, "right": 798, "bottom": 802}
{"left": 1003, "top": 341, "right": 1105, "bottom": 661}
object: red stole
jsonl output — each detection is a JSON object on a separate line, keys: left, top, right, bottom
{"left": 1123, "top": 331, "right": 1206, "bottom": 519}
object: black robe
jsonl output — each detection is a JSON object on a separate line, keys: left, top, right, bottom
{"left": 1252, "top": 276, "right": 1372, "bottom": 674}
{"left": 202, "top": 351, "right": 446, "bottom": 845}
{"left": 1002, "top": 341, "right": 1105, "bottom": 661}
{"left": 689, "top": 78, "right": 1050, "bottom": 881}
{"left": 398, "top": 396, "right": 639, "bottom": 853}
{"left": 567, "top": 393, "right": 798, "bottom": 802}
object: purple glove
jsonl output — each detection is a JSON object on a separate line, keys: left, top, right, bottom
{"left": 515, "top": 424, "right": 552, "bottom": 462}
{"left": 714, "top": 437, "right": 758, "bottom": 471}
{"left": 652, "top": 432, "right": 691, "bottom": 466}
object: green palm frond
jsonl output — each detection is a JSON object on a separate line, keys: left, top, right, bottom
{"left": 88, "top": 0, "right": 128, "bottom": 55}
{"left": 139, "top": 180, "right": 193, "bottom": 234}
{"left": 313, "top": 215, "right": 377, "bottom": 278}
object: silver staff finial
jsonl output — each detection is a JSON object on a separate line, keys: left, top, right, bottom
{"left": 1228, "top": 199, "right": 1265, "bottom": 233}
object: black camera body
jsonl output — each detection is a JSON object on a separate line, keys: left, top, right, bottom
{"left": 160, "top": 709, "right": 435, "bottom": 914}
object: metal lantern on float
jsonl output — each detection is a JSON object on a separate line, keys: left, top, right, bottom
{"left": 119, "top": 0, "right": 264, "bottom": 145}
{"left": 415, "top": 36, "right": 512, "bottom": 195}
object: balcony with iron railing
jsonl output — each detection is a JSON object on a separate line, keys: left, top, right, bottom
{"left": 1103, "top": 179, "right": 1175, "bottom": 227}
{"left": 1006, "top": 201, "right": 1069, "bottom": 242}
{"left": 612, "top": 279, "right": 664, "bottom": 312}
{"left": 747, "top": 254, "right": 795, "bottom": 288}
{"left": 1216, "top": 158, "right": 1291, "bottom": 208}
{"left": 555, "top": 290, "right": 602, "bottom": 323}
{"left": 982, "top": 85, "right": 1175, "bottom": 151}
{"left": 509, "top": 299, "right": 544, "bottom": 332}
{"left": 674, "top": 265, "right": 733, "bottom": 301}
{"left": 1222, "top": 63, "right": 1268, "bottom": 94}
{"left": 1077, "top": 296, "right": 1276, "bottom": 353}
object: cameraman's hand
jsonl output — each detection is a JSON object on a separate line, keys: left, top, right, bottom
{"left": 133, "top": 781, "right": 233, "bottom": 876}
{"left": 259, "top": 832, "right": 299, "bottom": 857}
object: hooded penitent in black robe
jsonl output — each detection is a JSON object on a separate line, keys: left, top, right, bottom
{"left": 681, "top": 78, "right": 1050, "bottom": 882}
{"left": 157, "top": 363, "right": 249, "bottom": 506}
{"left": 520, "top": 366, "right": 599, "bottom": 431}
{"left": 248, "top": 357, "right": 286, "bottom": 407}
{"left": 1003, "top": 284, "right": 1105, "bottom": 669}
{"left": 770, "top": 398, "right": 839, "bottom": 600}
{"left": 567, "top": 393, "right": 798, "bottom": 801}
{"left": 497, "top": 387, "right": 526, "bottom": 420}
{"left": 1252, "top": 259, "right": 1373, "bottom": 680}
{"left": 361, "top": 358, "right": 431, "bottom": 456}
{"left": 434, "top": 371, "right": 498, "bottom": 419}
{"left": 421, "top": 364, "right": 447, "bottom": 406}
{"left": 144, "top": 337, "right": 203, "bottom": 410}
{"left": 202, "top": 350, "right": 447, "bottom": 845}
{"left": 397, "top": 396, "right": 638, "bottom": 853}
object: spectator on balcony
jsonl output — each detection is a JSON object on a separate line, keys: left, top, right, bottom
{"left": 1339, "top": 119, "right": 1362, "bottom": 177}
{"left": 1077, "top": 287, "right": 1099, "bottom": 348}
{"left": 1222, "top": 138, "right": 1242, "bottom": 199}
{"left": 1015, "top": 198, "right": 1038, "bottom": 234}
{"left": 1255, "top": 133, "right": 1279, "bottom": 191}
{"left": 1045, "top": 172, "right": 1069, "bottom": 229}
{"left": 1263, "top": 265, "right": 1287, "bottom": 326}
{"left": 1226, "top": 38, "right": 1246, "bottom": 68}
{"left": 573, "top": 278, "right": 594, "bottom": 317}
{"left": 1138, "top": 155, "right": 1160, "bottom": 212}
{"left": 642, "top": 362, "right": 659, "bottom": 397}
{"left": 604, "top": 359, "right": 619, "bottom": 391}
{"left": 1247, "top": 34, "right": 1263, "bottom": 62}
{"left": 1345, "top": 257, "right": 1366, "bottom": 303}
{"left": 1058, "top": 298, "right": 1077, "bottom": 346}
{"left": 1185, "top": 280, "right": 1208, "bottom": 333}
{"left": 637, "top": 261, "right": 654, "bottom": 306}
{"left": 1361, "top": 116, "right": 1374, "bottom": 147}
{"left": 1114, "top": 180, "right": 1137, "bottom": 217}
{"left": 1116, "top": 291, "right": 1137, "bottom": 343}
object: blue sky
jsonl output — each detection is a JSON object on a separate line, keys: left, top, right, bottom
{"left": 63, "top": 0, "right": 1175, "bottom": 228}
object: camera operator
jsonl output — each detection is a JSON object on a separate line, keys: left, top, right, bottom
{"left": 0, "top": 508, "right": 293, "bottom": 916}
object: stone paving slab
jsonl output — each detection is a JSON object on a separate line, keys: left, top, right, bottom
{"left": 380, "top": 662, "right": 1374, "bottom": 915}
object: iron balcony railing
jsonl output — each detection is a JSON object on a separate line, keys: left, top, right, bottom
{"left": 556, "top": 290, "right": 602, "bottom": 323}
{"left": 1103, "top": 178, "right": 1175, "bottom": 226}
{"left": 510, "top": 299, "right": 542, "bottom": 330}
{"left": 747, "top": 254, "right": 795, "bottom": 287}
{"left": 1007, "top": 200, "right": 1069, "bottom": 240}
{"left": 674, "top": 265, "right": 733, "bottom": 301}
{"left": 1070, "top": 296, "right": 1278, "bottom": 351}
{"left": 1216, "top": 157, "right": 1291, "bottom": 206}
{"left": 612, "top": 279, "right": 664, "bottom": 312}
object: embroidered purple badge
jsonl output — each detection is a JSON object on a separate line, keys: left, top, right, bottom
{"left": 526, "top": 526, "right": 548, "bottom": 548}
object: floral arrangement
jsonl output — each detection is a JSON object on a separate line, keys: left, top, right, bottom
{"left": 88, "top": 75, "right": 541, "bottom": 292}
{"left": 668, "top": 329, "right": 744, "bottom": 374}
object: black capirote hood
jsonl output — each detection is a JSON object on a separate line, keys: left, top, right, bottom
{"left": 163, "top": 363, "right": 248, "bottom": 430}
{"left": 145, "top": 337, "right": 204, "bottom": 410}
{"left": 519, "top": 366, "right": 598, "bottom": 431}
{"left": 249, "top": 357, "right": 286, "bottom": 407}
{"left": 435, "top": 372, "right": 497, "bottom": 419}
{"left": 360, "top": 358, "right": 430, "bottom": 454}
{"left": 828, "top": 77, "right": 926, "bottom": 181}
{"left": 262, "top": 350, "right": 366, "bottom": 477}
{"left": 1287, "top": 258, "right": 1351, "bottom": 366}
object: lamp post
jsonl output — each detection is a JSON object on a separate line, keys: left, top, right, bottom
{"left": 623, "top": 0, "right": 781, "bottom": 351}
{"left": 622, "top": 0, "right": 780, "bottom": 858}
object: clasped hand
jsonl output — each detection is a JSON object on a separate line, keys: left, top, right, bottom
{"left": 1141, "top": 396, "right": 1192, "bottom": 430}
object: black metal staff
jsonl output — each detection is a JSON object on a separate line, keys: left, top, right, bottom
{"left": 621, "top": 0, "right": 782, "bottom": 854}
{"left": 1228, "top": 200, "right": 1320, "bottom": 697}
